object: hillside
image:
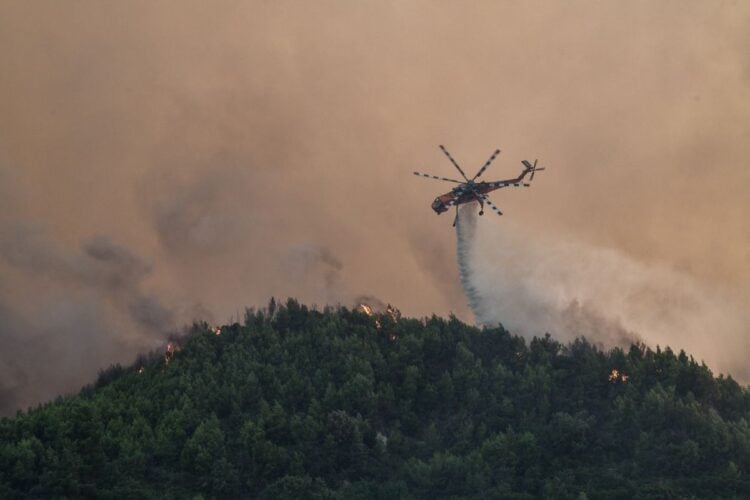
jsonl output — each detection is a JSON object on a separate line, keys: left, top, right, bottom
{"left": 2, "top": 298, "right": 750, "bottom": 498}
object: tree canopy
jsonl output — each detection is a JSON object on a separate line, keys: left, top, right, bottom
{"left": 2, "top": 298, "right": 749, "bottom": 498}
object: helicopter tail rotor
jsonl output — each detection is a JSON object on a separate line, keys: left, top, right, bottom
{"left": 522, "top": 159, "right": 545, "bottom": 181}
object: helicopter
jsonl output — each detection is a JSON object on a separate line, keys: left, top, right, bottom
{"left": 414, "top": 145, "right": 545, "bottom": 226}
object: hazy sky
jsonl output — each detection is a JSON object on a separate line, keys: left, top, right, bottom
{"left": 1, "top": 1, "right": 749, "bottom": 414}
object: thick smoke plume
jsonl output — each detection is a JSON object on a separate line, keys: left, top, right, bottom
{"left": 1, "top": 1, "right": 749, "bottom": 414}
{"left": 0, "top": 224, "right": 176, "bottom": 414}
{"left": 456, "top": 204, "right": 750, "bottom": 378}
{"left": 282, "top": 244, "right": 344, "bottom": 305}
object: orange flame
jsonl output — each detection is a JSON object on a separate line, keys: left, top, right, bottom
{"left": 164, "top": 342, "right": 178, "bottom": 365}
{"left": 358, "top": 304, "right": 374, "bottom": 316}
{"left": 608, "top": 369, "right": 628, "bottom": 383}
{"left": 386, "top": 304, "right": 401, "bottom": 321}
{"left": 358, "top": 303, "right": 400, "bottom": 336}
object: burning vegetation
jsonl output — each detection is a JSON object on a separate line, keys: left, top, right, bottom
{"left": 386, "top": 304, "right": 401, "bottom": 322}
{"left": 164, "top": 342, "right": 178, "bottom": 365}
{"left": 608, "top": 368, "right": 629, "bottom": 383}
{"left": 357, "top": 302, "right": 401, "bottom": 340}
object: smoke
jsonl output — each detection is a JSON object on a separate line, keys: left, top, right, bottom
{"left": 1, "top": 1, "right": 749, "bottom": 413}
{"left": 455, "top": 204, "right": 750, "bottom": 377}
{"left": 145, "top": 167, "right": 255, "bottom": 258}
{"left": 352, "top": 295, "right": 388, "bottom": 312}
{"left": 0, "top": 293, "right": 137, "bottom": 415}
{"left": 282, "top": 244, "right": 344, "bottom": 304}
{"left": 0, "top": 224, "right": 175, "bottom": 414}
{"left": 0, "top": 226, "right": 174, "bottom": 332}
{"left": 408, "top": 226, "right": 468, "bottom": 310}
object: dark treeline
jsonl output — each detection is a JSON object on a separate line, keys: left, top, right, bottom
{"left": 2, "top": 298, "right": 750, "bottom": 498}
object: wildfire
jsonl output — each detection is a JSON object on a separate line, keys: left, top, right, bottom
{"left": 358, "top": 303, "right": 381, "bottom": 327}
{"left": 608, "top": 369, "right": 629, "bottom": 383}
{"left": 212, "top": 326, "right": 222, "bottom": 336}
{"left": 357, "top": 302, "right": 399, "bottom": 339}
{"left": 138, "top": 366, "right": 145, "bottom": 374}
{"left": 164, "top": 342, "right": 178, "bottom": 365}
{"left": 386, "top": 304, "right": 401, "bottom": 322}
{"left": 358, "top": 304, "right": 374, "bottom": 316}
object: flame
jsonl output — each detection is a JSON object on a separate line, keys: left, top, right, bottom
{"left": 138, "top": 366, "right": 145, "bottom": 374}
{"left": 164, "top": 342, "right": 178, "bottom": 365}
{"left": 357, "top": 302, "right": 400, "bottom": 336}
{"left": 358, "top": 304, "right": 374, "bottom": 316}
{"left": 386, "top": 304, "right": 401, "bottom": 322}
{"left": 608, "top": 369, "right": 628, "bottom": 383}
{"left": 212, "top": 326, "right": 222, "bottom": 336}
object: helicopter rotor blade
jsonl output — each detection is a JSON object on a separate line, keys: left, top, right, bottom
{"left": 439, "top": 145, "right": 470, "bottom": 181}
{"left": 472, "top": 149, "right": 501, "bottom": 181}
{"left": 413, "top": 171, "right": 462, "bottom": 183}
{"left": 477, "top": 193, "right": 503, "bottom": 215}
{"left": 487, "top": 181, "right": 530, "bottom": 188}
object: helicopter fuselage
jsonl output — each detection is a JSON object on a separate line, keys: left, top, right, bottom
{"left": 416, "top": 146, "right": 543, "bottom": 218}
{"left": 430, "top": 182, "right": 501, "bottom": 214}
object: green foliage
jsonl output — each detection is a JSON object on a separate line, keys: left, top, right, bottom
{"left": 2, "top": 298, "right": 750, "bottom": 498}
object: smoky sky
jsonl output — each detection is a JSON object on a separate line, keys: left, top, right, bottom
{"left": 1, "top": 1, "right": 749, "bottom": 414}
{"left": 456, "top": 206, "right": 750, "bottom": 380}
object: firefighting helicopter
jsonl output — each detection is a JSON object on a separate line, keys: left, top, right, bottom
{"left": 414, "top": 145, "right": 545, "bottom": 226}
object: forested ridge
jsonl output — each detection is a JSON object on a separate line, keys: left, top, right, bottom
{"left": 2, "top": 299, "right": 750, "bottom": 499}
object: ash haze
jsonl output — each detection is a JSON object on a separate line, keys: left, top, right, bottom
{"left": 1, "top": 1, "right": 749, "bottom": 414}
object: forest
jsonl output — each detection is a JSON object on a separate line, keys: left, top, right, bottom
{"left": 2, "top": 298, "right": 750, "bottom": 498}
